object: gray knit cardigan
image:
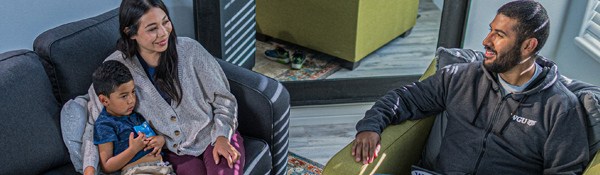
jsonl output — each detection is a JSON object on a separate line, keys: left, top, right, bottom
{"left": 81, "top": 37, "right": 238, "bottom": 171}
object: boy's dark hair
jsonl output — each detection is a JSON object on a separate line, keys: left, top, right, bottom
{"left": 498, "top": 0, "right": 550, "bottom": 54}
{"left": 92, "top": 60, "right": 133, "bottom": 98}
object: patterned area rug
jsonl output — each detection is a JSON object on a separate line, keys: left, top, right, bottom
{"left": 286, "top": 151, "right": 324, "bottom": 175}
{"left": 253, "top": 40, "right": 342, "bottom": 82}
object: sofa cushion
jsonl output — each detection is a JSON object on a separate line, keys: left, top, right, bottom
{"left": 434, "top": 47, "right": 484, "bottom": 71}
{"left": 60, "top": 94, "right": 91, "bottom": 173}
{"left": 559, "top": 76, "right": 600, "bottom": 157}
{"left": 34, "top": 8, "right": 120, "bottom": 105}
{"left": 0, "top": 50, "right": 69, "bottom": 174}
{"left": 41, "top": 163, "right": 79, "bottom": 175}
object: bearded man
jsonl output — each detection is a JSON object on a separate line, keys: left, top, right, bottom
{"left": 351, "top": 1, "right": 589, "bottom": 174}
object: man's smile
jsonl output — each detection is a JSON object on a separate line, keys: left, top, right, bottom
{"left": 485, "top": 46, "right": 497, "bottom": 59}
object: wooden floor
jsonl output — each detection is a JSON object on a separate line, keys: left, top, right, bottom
{"left": 289, "top": 102, "right": 374, "bottom": 165}
{"left": 327, "top": 0, "right": 441, "bottom": 79}
{"left": 287, "top": 0, "right": 441, "bottom": 166}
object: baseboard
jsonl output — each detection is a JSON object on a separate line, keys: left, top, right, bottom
{"left": 283, "top": 75, "right": 421, "bottom": 106}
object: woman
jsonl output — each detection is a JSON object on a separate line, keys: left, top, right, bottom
{"left": 82, "top": 0, "right": 244, "bottom": 174}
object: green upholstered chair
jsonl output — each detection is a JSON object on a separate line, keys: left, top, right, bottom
{"left": 322, "top": 58, "right": 600, "bottom": 175}
{"left": 255, "top": 0, "right": 419, "bottom": 67}
{"left": 586, "top": 153, "right": 600, "bottom": 174}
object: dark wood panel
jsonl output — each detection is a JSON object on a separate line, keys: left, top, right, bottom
{"left": 283, "top": 75, "right": 422, "bottom": 106}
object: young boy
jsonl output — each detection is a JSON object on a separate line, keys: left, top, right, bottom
{"left": 92, "top": 60, "right": 174, "bottom": 175}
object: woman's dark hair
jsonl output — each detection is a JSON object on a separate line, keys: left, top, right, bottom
{"left": 116, "top": 0, "right": 182, "bottom": 105}
{"left": 498, "top": 0, "right": 550, "bottom": 54}
{"left": 92, "top": 60, "right": 133, "bottom": 98}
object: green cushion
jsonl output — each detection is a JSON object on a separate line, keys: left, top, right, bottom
{"left": 255, "top": 0, "right": 419, "bottom": 63}
{"left": 584, "top": 151, "right": 600, "bottom": 175}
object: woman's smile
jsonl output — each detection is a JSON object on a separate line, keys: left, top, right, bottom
{"left": 156, "top": 38, "right": 168, "bottom": 46}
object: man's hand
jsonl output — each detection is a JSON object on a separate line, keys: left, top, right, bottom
{"left": 144, "top": 135, "right": 165, "bottom": 157}
{"left": 352, "top": 131, "right": 381, "bottom": 164}
{"left": 213, "top": 136, "right": 241, "bottom": 169}
{"left": 129, "top": 132, "right": 146, "bottom": 152}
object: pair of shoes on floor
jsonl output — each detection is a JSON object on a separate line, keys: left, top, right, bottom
{"left": 265, "top": 47, "right": 306, "bottom": 69}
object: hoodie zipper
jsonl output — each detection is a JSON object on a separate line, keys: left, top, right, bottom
{"left": 472, "top": 95, "right": 509, "bottom": 175}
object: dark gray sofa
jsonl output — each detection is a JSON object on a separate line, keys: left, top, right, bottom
{"left": 0, "top": 8, "right": 289, "bottom": 175}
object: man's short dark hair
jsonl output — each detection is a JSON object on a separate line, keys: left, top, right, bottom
{"left": 498, "top": 0, "right": 550, "bottom": 54}
{"left": 92, "top": 60, "right": 133, "bottom": 98}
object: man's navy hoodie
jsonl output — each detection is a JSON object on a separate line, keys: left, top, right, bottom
{"left": 356, "top": 56, "right": 589, "bottom": 174}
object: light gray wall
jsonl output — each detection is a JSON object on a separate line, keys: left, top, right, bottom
{"left": 462, "top": 0, "right": 600, "bottom": 86}
{"left": 163, "top": 0, "right": 195, "bottom": 42}
{"left": 0, "top": 0, "right": 196, "bottom": 54}
{"left": 432, "top": 0, "right": 443, "bottom": 11}
{"left": 553, "top": 0, "right": 600, "bottom": 86}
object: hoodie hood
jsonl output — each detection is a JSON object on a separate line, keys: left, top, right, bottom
{"left": 481, "top": 55, "right": 559, "bottom": 100}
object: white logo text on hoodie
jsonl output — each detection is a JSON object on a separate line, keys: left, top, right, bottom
{"left": 513, "top": 115, "right": 537, "bottom": 126}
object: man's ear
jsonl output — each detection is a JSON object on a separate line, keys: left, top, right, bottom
{"left": 99, "top": 94, "right": 110, "bottom": 106}
{"left": 521, "top": 38, "right": 538, "bottom": 56}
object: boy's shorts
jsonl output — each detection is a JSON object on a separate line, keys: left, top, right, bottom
{"left": 121, "top": 161, "right": 175, "bottom": 175}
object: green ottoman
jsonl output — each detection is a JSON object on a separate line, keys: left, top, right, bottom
{"left": 256, "top": 0, "right": 419, "bottom": 69}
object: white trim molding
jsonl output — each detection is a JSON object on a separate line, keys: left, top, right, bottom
{"left": 575, "top": 36, "right": 600, "bottom": 63}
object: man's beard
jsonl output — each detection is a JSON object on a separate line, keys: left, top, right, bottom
{"left": 483, "top": 44, "right": 522, "bottom": 74}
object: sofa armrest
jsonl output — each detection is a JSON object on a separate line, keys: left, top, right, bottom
{"left": 323, "top": 116, "right": 436, "bottom": 175}
{"left": 584, "top": 150, "right": 600, "bottom": 175}
{"left": 215, "top": 58, "right": 290, "bottom": 175}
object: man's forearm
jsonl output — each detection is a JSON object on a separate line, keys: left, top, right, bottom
{"left": 357, "top": 70, "right": 448, "bottom": 135}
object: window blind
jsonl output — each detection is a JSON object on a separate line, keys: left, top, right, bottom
{"left": 582, "top": 1, "right": 600, "bottom": 46}
{"left": 575, "top": 0, "right": 600, "bottom": 62}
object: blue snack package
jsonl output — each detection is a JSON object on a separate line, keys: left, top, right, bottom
{"left": 133, "top": 121, "right": 156, "bottom": 138}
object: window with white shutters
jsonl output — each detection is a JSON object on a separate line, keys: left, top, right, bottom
{"left": 575, "top": 0, "right": 600, "bottom": 62}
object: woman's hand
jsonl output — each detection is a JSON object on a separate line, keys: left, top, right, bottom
{"left": 213, "top": 136, "right": 241, "bottom": 168}
{"left": 144, "top": 135, "right": 165, "bottom": 157}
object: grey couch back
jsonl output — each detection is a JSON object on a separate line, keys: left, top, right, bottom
{"left": 34, "top": 8, "right": 120, "bottom": 105}
{"left": 0, "top": 50, "right": 68, "bottom": 174}
{"left": 0, "top": 7, "right": 121, "bottom": 174}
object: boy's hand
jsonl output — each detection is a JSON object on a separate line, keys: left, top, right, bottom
{"left": 213, "top": 136, "right": 241, "bottom": 169}
{"left": 144, "top": 135, "right": 165, "bottom": 157}
{"left": 83, "top": 166, "right": 95, "bottom": 175}
{"left": 129, "top": 132, "right": 146, "bottom": 152}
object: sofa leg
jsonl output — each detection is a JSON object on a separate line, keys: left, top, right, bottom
{"left": 256, "top": 32, "right": 272, "bottom": 42}
{"left": 338, "top": 58, "right": 363, "bottom": 70}
{"left": 399, "top": 26, "right": 414, "bottom": 38}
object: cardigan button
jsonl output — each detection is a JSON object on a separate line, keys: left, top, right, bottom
{"left": 170, "top": 116, "right": 176, "bottom": 122}
{"left": 174, "top": 130, "right": 180, "bottom": 136}
{"left": 173, "top": 144, "right": 178, "bottom": 148}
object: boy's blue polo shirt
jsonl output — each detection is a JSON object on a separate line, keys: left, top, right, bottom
{"left": 93, "top": 107, "right": 153, "bottom": 164}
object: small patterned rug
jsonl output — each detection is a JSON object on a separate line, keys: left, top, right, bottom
{"left": 253, "top": 40, "right": 342, "bottom": 82}
{"left": 286, "top": 151, "right": 324, "bottom": 175}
